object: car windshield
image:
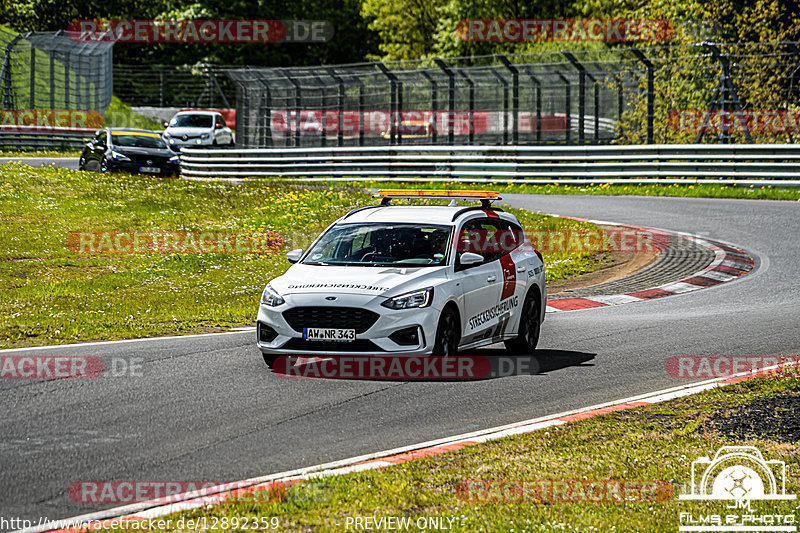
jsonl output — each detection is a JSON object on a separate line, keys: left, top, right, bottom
{"left": 111, "top": 134, "right": 167, "bottom": 149}
{"left": 302, "top": 223, "right": 452, "bottom": 267}
{"left": 170, "top": 114, "right": 213, "bottom": 128}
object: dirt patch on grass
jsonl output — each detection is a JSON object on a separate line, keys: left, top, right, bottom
{"left": 547, "top": 223, "right": 660, "bottom": 295}
{"left": 706, "top": 393, "right": 800, "bottom": 442}
{"left": 548, "top": 249, "right": 659, "bottom": 294}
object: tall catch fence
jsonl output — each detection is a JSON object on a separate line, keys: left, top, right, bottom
{"left": 227, "top": 51, "right": 627, "bottom": 148}
{"left": 1, "top": 29, "right": 114, "bottom": 149}
{"left": 225, "top": 41, "right": 800, "bottom": 148}
{"left": 0, "top": 29, "right": 113, "bottom": 114}
{"left": 2, "top": 35, "right": 798, "bottom": 150}
{"left": 112, "top": 63, "right": 235, "bottom": 109}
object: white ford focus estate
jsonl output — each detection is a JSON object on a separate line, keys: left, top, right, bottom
{"left": 256, "top": 190, "right": 546, "bottom": 363}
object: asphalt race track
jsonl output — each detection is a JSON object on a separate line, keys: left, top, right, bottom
{"left": 2, "top": 190, "right": 799, "bottom": 527}
{"left": 0, "top": 157, "right": 79, "bottom": 171}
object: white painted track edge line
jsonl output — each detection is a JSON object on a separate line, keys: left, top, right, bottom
{"left": 0, "top": 328, "right": 256, "bottom": 354}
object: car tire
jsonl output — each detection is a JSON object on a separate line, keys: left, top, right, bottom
{"left": 85, "top": 160, "right": 101, "bottom": 172}
{"left": 433, "top": 305, "right": 460, "bottom": 357}
{"left": 505, "top": 289, "right": 541, "bottom": 354}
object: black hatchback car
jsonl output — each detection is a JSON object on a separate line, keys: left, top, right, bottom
{"left": 79, "top": 128, "right": 180, "bottom": 176}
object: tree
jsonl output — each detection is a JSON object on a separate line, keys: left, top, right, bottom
{"left": 1, "top": 0, "right": 378, "bottom": 67}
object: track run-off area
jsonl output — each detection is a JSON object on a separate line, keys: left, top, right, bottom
{"left": 1, "top": 189, "right": 799, "bottom": 528}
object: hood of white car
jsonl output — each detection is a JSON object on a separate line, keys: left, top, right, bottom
{"left": 270, "top": 263, "right": 448, "bottom": 297}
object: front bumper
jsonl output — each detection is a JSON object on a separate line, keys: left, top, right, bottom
{"left": 106, "top": 160, "right": 179, "bottom": 175}
{"left": 256, "top": 292, "right": 440, "bottom": 356}
{"left": 164, "top": 137, "right": 213, "bottom": 150}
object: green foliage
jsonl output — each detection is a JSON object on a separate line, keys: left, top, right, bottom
{"left": 1, "top": 0, "right": 378, "bottom": 67}
{"left": 4, "top": 0, "right": 799, "bottom": 67}
{"left": 614, "top": 0, "right": 800, "bottom": 144}
{"left": 361, "top": 0, "right": 446, "bottom": 61}
{"left": 103, "top": 96, "right": 161, "bottom": 130}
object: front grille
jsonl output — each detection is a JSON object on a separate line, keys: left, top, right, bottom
{"left": 128, "top": 154, "right": 169, "bottom": 165}
{"left": 281, "top": 338, "right": 382, "bottom": 352}
{"left": 282, "top": 307, "right": 379, "bottom": 334}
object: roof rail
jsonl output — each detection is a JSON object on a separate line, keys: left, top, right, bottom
{"left": 451, "top": 206, "right": 505, "bottom": 221}
{"left": 342, "top": 204, "right": 386, "bottom": 219}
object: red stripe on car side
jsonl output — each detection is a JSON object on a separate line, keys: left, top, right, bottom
{"left": 499, "top": 254, "right": 516, "bottom": 300}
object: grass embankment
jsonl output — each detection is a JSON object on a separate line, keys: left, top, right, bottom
{"left": 0, "top": 165, "right": 603, "bottom": 348}
{"left": 162, "top": 375, "right": 799, "bottom": 532}
{"left": 321, "top": 179, "right": 800, "bottom": 201}
{"left": 103, "top": 96, "right": 162, "bottom": 130}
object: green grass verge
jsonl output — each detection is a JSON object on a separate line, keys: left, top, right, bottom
{"left": 319, "top": 179, "right": 800, "bottom": 201}
{"left": 158, "top": 376, "right": 800, "bottom": 532}
{"left": 0, "top": 166, "right": 603, "bottom": 348}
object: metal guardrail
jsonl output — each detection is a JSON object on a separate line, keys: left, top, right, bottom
{"left": 0, "top": 126, "right": 91, "bottom": 150}
{"left": 180, "top": 144, "right": 800, "bottom": 180}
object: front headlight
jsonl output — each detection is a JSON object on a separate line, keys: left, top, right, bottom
{"left": 261, "top": 284, "right": 285, "bottom": 307}
{"left": 201, "top": 133, "right": 211, "bottom": 140}
{"left": 111, "top": 151, "right": 131, "bottom": 162}
{"left": 381, "top": 287, "right": 433, "bottom": 310}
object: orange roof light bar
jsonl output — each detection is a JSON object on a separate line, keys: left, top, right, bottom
{"left": 110, "top": 131, "right": 162, "bottom": 137}
{"left": 375, "top": 189, "right": 501, "bottom": 200}
{"left": 374, "top": 189, "right": 502, "bottom": 208}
